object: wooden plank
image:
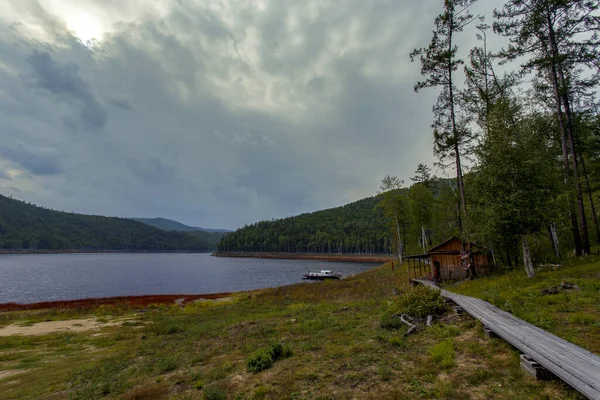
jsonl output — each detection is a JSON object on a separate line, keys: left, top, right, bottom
{"left": 411, "top": 279, "right": 600, "bottom": 400}
{"left": 460, "top": 300, "right": 600, "bottom": 385}
{"left": 458, "top": 305, "right": 599, "bottom": 397}
{"left": 457, "top": 297, "right": 600, "bottom": 370}
{"left": 453, "top": 296, "right": 600, "bottom": 379}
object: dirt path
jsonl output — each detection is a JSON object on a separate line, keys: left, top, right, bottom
{"left": 0, "top": 318, "right": 125, "bottom": 336}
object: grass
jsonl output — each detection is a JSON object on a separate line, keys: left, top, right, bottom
{"left": 0, "top": 261, "right": 588, "bottom": 399}
{"left": 449, "top": 261, "right": 600, "bottom": 354}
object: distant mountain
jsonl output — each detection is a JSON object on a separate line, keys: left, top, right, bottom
{"left": 0, "top": 195, "right": 216, "bottom": 252}
{"left": 131, "top": 217, "right": 230, "bottom": 249}
{"left": 130, "top": 217, "right": 231, "bottom": 233}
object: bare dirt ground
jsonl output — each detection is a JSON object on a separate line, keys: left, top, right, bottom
{"left": 0, "top": 318, "right": 125, "bottom": 336}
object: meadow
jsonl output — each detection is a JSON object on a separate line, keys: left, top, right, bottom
{"left": 0, "top": 261, "right": 591, "bottom": 399}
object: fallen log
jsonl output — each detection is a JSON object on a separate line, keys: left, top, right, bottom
{"left": 393, "top": 313, "right": 419, "bottom": 336}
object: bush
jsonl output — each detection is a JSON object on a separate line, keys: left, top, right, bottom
{"left": 246, "top": 349, "right": 273, "bottom": 373}
{"left": 246, "top": 341, "right": 292, "bottom": 373}
{"left": 268, "top": 341, "right": 292, "bottom": 360}
{"left": 390, "top": 286, "right": 447, "bottom": 318}
{"left": 380, "top": 312, "right": 404, "bottom": 330}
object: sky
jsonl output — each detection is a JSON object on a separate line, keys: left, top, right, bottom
{"left": 0, "top": 0, "right": 498, "bottom": 230}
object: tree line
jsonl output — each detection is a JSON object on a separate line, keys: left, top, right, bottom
{"left": 0, "top": 195, "right": 216, "bottom": 251}
{"left": 217, "top": 177, "right": 461, "bottom": 256}
{"left": 404, "top": 0, "right": 600, "bottom": 277}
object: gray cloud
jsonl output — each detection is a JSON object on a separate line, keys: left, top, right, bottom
{"left": 0, "top": 0, "right": 494, "bottom": 229}
{"left": 109, "top": 95, "right": 136, "bottom": 111}
{"left": 25, "top": 50, "right": 107, "bottom": 131}
{"left": 0, "top": 143, "right": 62, "bottom": 176}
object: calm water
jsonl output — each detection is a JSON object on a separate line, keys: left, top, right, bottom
{"left": 0, "top": 253, "right": 380, "bottom": 304}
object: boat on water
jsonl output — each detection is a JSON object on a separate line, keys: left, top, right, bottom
{"left": 303, "top": 270, "right": 342, "bottom": 280}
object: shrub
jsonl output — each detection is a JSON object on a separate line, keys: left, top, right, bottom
{"left": 380, "top": 312, "right": 404, "bottom": 330}
{"left": 390, "top": 286, "right": 447, "bottom": 318}
{"left": 246, "top": 349, "right": 273, "bottom": 373}
{"left": 268, "top": 341, "right": 292, "bottom": 360}
{"left": 246, "top": 341, "right": 292, "bottom": 373}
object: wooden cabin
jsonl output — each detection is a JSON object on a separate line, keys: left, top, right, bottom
{"left": 407, "top": 236, "right": 494, "bottom": 281}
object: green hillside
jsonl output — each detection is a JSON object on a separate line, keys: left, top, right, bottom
{"left": 0, "top": 195, "right": 215, "bottom": 252}
{"left": 218, "top": 194, "right": 393, "bottom": 254}
{"left": 217, "top": 179, "right": 460, "bottom": 255}
{"left": 131, "top": 217, "right": 229, "bottom": 249}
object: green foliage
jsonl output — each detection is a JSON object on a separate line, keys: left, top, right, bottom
{"left": 267, "top": 341, "right": 292, "bottom": 360}
{"left": 246, "top": 349, "right": 273, "bottom": 373}
{"left": 246, "top": 341, "right": 292, "bottom": 373}
{"left": 466, "top": 98, "right": 562, "bottom": 268}
{"left": 389, "top": 286, "right": 447, "bottom": 318}
{"left": 0, "top": 195, "right": 217, "bottom": 251}
{"left": 379, "top": 312, "right": 404, "bottom": 330}
{"left": 428, "top": 339, "right": 455, "bottom": 369}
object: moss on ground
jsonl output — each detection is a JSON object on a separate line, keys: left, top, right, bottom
{"left": 0, "top": 262, "right": 588, "bottom": 399}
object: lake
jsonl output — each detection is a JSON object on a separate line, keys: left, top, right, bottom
{"left": 0, "top": 253, "right": 381, "bottom": 304}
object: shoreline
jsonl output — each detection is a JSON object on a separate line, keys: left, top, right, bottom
{"left": 212, "top": 251, "right": 394, "bottom": 263}
{"left": 0, "top": 249, "right": 213, "bottom": 255}
{"left": 0, "top": 292, "right": 233, "bottom": 311}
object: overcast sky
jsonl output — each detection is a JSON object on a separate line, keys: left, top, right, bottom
{"left": 0, "top": 0, "right": 497, "bottom": 230}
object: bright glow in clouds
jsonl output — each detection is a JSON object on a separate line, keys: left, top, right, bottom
{"left": 64, "top": 12, "right": 104, "bottom": 44}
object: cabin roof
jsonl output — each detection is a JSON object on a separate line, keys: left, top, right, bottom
{"left": 427, "top": 236, "right": 489, "bottom": 254}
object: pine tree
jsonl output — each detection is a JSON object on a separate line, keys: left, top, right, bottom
{"left": 494, "top": 0, "right": 600, "bottom": 255}
{"left": 410, "top": 0, "right": 478, "bottom": 236}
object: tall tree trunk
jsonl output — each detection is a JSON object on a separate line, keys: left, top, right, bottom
{"left": 547, "top": 13, "right": 590, "bottom": 254}
{"left": 394, "top": 211, "right": 403, "bottom": 264}
{"left": 448, "top": 10, "right": 467, "bottom": 235}
{"left": 548, "top": 223, "right": 560, "bottom": 259}
{"left": 521, "top": 234, "right": 535, "bottom": 278}
{"left": 578, "top": 151, "right": 600, "bottom": 244}
{"left": 547, "top": 59, "right": 582, "bottom": 255}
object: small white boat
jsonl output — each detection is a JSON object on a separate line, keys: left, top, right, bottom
{"left": 303, "top": 270, "right": 342, "bottom": 280}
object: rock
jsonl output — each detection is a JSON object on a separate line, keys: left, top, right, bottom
{"left": 290, "top": 319, "right": 297, "bottom": 323}
{"left": 541, "top": 281, "right": 579, "bottom": 295}
{"left": 559, "top": 281, "right": 579, "bottom": 290}
{"left": 392, "top": 288, "right": 402, "bottom": 296}
{"left": 174, "top": 298, "right": 185, "bottom": 306}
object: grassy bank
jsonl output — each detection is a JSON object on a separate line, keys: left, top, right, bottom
{"left": 449, "top": 260, "right": 600, "bottom": 355}
{"left": 0, "top": 263, "right": 583, "bottom": 399}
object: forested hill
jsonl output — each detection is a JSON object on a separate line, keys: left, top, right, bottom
{"left": 130, "top": 217, "right": 231, "bottom": 233}
{"left": 217, "top": 195, "right": 393, "bottom": 254}
{"left": 130, "top": 217, "right": 229, "bottom": 249}
{"left": 217, "top": 177, "right": 460, "bottom": 255}
{"left": 0, "top": 195, "right": 215, "bottom": 252}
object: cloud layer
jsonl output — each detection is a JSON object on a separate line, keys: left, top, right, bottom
{"left": 0, "top": 0, "right": 489, "bottom": 229}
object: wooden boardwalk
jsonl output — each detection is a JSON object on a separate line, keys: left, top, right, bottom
{"left": 412, "top": 279, "right": 600, "bottom": 400}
